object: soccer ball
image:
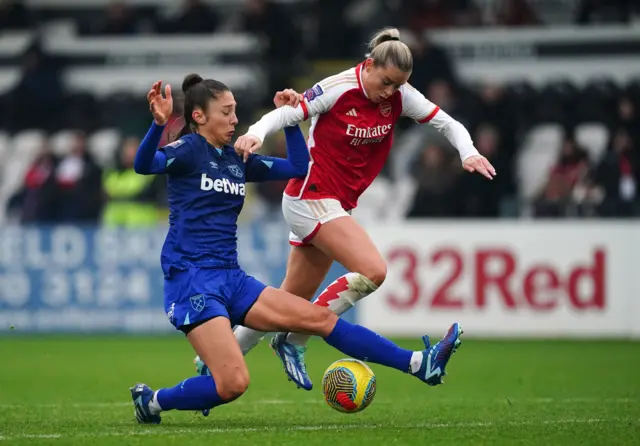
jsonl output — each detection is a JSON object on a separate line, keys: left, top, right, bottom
{"left": 322, "top": 358, "right": 376, "bottom": 413}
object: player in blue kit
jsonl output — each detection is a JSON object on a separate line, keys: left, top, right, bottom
{"left": 129, "top": 74, "right": 463, "bottom": 424}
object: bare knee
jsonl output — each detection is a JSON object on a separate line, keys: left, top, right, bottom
{"left": 216, "top": 369, "right": 250, "bottom": 401}
{"left": 359, "top": 261, "right": 387, "bottom": 287}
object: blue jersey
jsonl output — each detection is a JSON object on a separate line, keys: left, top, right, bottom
{"left": 134, "top": 122, "right": 309, "bottom": 275}
{"left": 162, "top": 134, "right": 266, "bottom": 271}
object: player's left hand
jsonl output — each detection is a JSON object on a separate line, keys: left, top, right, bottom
{"left": 462, "top": 154, "right": 496, "bottom": 180}
{"left": 234, "top": 134, "right": 263, "bottom": 162}
{"left": 273, "top": 89, "right": 303, "bottom": 108}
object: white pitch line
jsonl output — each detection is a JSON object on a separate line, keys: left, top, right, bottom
{"left": 20, "top": 435, "right": 62, "bottom": 439}
{"left": 0, "top": 397, "right": 634, "bottom": 410}
{"left": 527, "top": 397, "right": 634, "bottom": 404}
{"left": 0, "top": 399, "right": 321, "bottom": 409}
{"left": 2, "top": 418, "right": 637, "bottom": 441}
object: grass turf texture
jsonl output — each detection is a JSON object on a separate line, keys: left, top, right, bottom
{"left": 0, "top": 336, "right": 638, "bottom": 445}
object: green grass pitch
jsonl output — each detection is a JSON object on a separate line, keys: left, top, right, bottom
{"left": 0, "top": 335, "right": 638, "bottom": 445}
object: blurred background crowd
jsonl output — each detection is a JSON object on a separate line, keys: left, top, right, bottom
{"left": 1, "top": 0, "right": 639, "bottom": 227}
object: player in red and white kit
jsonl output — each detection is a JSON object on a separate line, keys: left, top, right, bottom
{"left": 228, "top": 28, "right": 495, "bottom": 390}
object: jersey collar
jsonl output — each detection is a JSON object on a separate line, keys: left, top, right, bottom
{"left": 356, "top": 63, "right": 368, "bottom": 99}
{"left": 196, "top": 133, "right": 223, "bottom": 156}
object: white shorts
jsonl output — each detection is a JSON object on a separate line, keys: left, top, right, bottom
{"left": 282, "top": 196, "right": 351, "bottom": 246}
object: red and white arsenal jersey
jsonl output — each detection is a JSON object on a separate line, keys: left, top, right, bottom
{"left": 285, "top": 64, "right": 440, "bottom": 210}
{"left": 246, "top": 63, "right": 478, "bottom": 211}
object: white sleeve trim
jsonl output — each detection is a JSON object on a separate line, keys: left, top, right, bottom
{"left": 246, "top": 106, "right": 305, "bottom": 143}
{"left": 428, "top": 109, "right": 479, "bottom": 162}
{"left": 400, "top": 83, "right": 438, "bottom": 122}
{"left": 245, "top": 70, "right": 356, "bottom": 143}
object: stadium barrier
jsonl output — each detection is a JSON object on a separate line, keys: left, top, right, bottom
{"left": 426, "top": 25, "right": 640, "bottom": 85}
{"left": 1, "top": 222, "right": 638, "bottom": 338}
{"left": 360, "top": 221, "right": 640, "bottom": 339}
{"left": 0, "top": 224, "right": 348, "bottom": 333}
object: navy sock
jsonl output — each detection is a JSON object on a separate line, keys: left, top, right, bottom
{"left": 156, "top": 375, "right": 224, "bottom": 411}
{"left": 324, "top": 319, "right": 413, "bottom": 373}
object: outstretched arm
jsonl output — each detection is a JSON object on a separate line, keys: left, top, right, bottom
{"left": 401, "top": 84, "right": 496, "bottom": 179}
{"left": 134, "top": 81, "right": 173, "bottom": 175}
{"left": 246, "top": 105, "right": 306, "bottom": 144}
{"left": 236, "top": 82, "right": 337, "bottom": 161}
{"left": 134, "top": 122, "right": 167, "bottom": 174}
{"left": 245, "top": 125, "right": 309, "bottom": 182}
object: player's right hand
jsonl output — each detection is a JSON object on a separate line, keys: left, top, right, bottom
{"left": 234, "top": 134, "right": 262, "bottom": 162}
{"left": 147, "top": 81, "right": 173, "bottom": 126}
{"left": 273, "top": 89, "right": 302, "bottom": 108}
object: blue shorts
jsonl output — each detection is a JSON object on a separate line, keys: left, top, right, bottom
{"left": 164, "top": 266, "right": 267, "bottom": 331}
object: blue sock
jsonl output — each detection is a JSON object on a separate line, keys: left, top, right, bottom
{"left": 156, "top": 375, "right": 224, "bottom": 411}
{"left": 324, "top": 319, "right": 413, "bottom": 373}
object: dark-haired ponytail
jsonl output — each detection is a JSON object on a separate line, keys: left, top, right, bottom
{"left": 177, "top": 73, "right": 203, "bottom": 137}
{"left": 177, "top": 73, "right": 230, "bottom": 138}
{"left": 182, "top": 73, "right": 203, "bottom": 94}
{"left": 177, "top": 120, "right": 192, "bottom": 139}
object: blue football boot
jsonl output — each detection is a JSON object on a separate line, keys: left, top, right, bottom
{"left": 269, "top": 332, "right": 313, "bottom": 391}
{"left": 413, "top": 322, "right": 463, "bottom": 386}
{"left": 194, "top": 356, "right": 212, "bottom": 417}
{"left": 130, "top": 383, "right": 161, "bottom": 424}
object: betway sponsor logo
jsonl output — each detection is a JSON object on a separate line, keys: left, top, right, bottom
{"left": 200, "top": 174, "right": 246, "bottom": 196}
{"left": 346, "top": 124, "right": 392, "bottom": 146}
